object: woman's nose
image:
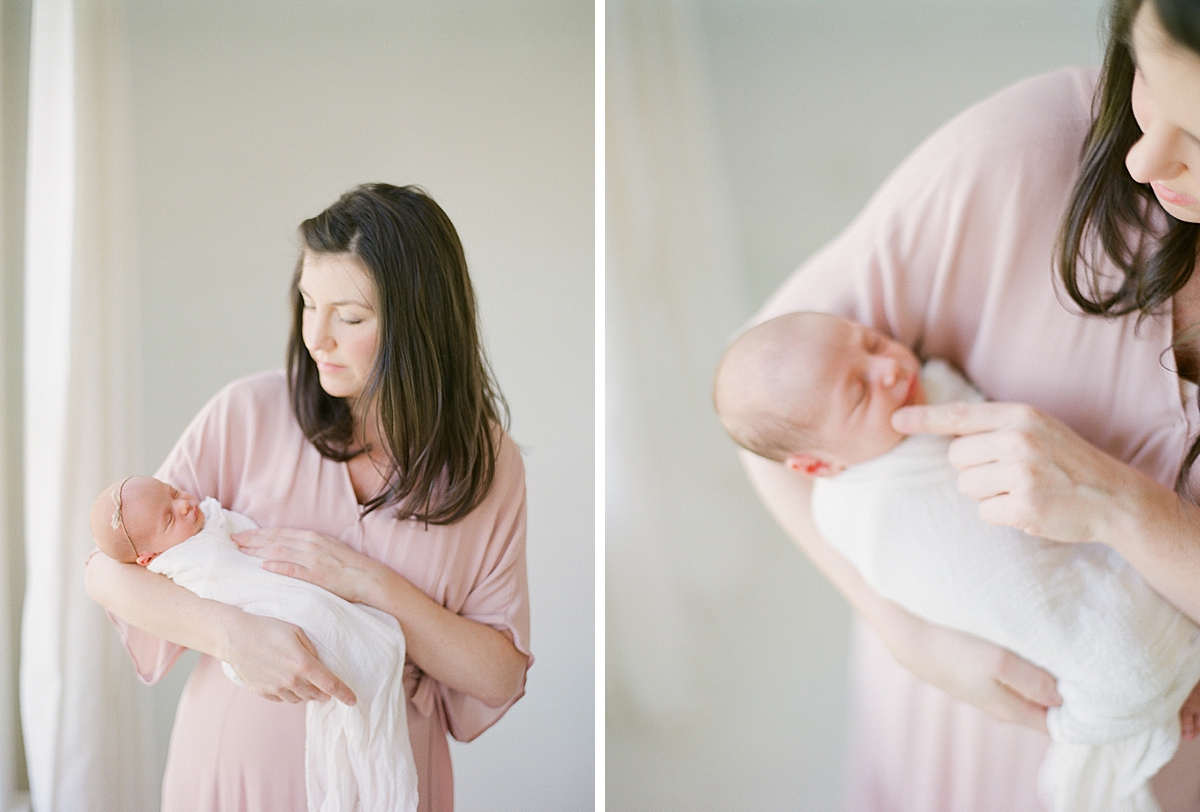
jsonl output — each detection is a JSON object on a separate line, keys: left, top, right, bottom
{"left": 303, "top": 312, "right": 334, "bottom": 351}
{"left": 1126, "top": 124, "right": 1188, "bottom": 186}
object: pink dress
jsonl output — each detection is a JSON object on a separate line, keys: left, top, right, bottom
{"left": 752, "top": 66, "right": 1200, "bottom": 810}
{"left": 109, "top": 370, "right": 531, "bottom": 812}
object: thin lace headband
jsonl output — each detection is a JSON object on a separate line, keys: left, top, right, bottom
{"left": 110, "top": 476, "right": 139, "bottom": 561}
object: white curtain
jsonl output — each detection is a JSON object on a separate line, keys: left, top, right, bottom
{"left": 606, "top": 0, "right": 763, "bottom": 724}
{"left": 0, "top": 4, "right": 25, "bottom": 809}
{"left": 21, "top": 0, "right": 152, "bottom": 809}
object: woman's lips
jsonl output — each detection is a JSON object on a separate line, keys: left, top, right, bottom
{"left": 1151, "top": 181, "right": 1199, "bottom": 208}
{"left": 316, "top": 361, "right": 345, "bottom": 374}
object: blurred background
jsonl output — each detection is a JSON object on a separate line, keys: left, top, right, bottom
{"left": 606, "top": 0, "right": 1105, "bottom": 808}
{"left": 0, "top": 1, "right": 592, "bottom": 810}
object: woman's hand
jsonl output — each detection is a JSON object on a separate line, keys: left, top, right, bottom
{"left": 221, "top": 611, "right": 357, "bottom": 705}
{"left": 235, "top": 526, "right": 527, "bottom": 707}
{"left": 233, "top": 527, "right": 378, "bottom": 603}
{"left": 83, "top": 551, "right": 357, "bottom": 705}
{"left": 878, "top": 602, "right": 1061, "bottom": 732}
{"left": 891, "top": 401, "right": 1149, "bottom": 544}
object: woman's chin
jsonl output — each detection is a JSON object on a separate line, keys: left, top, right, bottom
{"left": 1154, "top": 194, "right": 1200, "bottom": 224}
{"left": 317, "top": 374, "right": 363, "bottom": 401}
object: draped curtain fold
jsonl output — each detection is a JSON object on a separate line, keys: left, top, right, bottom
{"left": 0, "top": 3, "right": 24, "bottom": 808}
{"left": 605, "top": 0, "right": 761, "bottom": 724}
{"left": 20, "top": 0, "right": 152, "bottom": 809}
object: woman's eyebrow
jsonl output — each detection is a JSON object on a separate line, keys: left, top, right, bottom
{"left": 296, "top": 286, "right": 371, "bottom": 309}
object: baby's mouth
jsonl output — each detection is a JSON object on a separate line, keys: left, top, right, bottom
{"left": 900, "top": 371, "right": 924, "bottom": 407}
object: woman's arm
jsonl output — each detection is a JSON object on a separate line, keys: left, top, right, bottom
{"left": 234, "top": 529, "right": 528, "bottom": 708}
{"left": 84, "top": 551, "right": 357, "bottom": 704}
{"left": 893, "top": 400, "right": 1200, "bottom": 623}
{"left": 741, "top": 449, "right": 1062, "bottom": 731}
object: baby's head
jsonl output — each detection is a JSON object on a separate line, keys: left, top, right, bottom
{"left": 714, "top": 311, "right": 926, "bottom": 476}
{"left": 90, "top": 476, "right": 206, "bottom": 566}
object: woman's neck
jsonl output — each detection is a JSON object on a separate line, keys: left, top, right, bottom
{"left": 348, "top": 414, "right": 391, "bottom": 505}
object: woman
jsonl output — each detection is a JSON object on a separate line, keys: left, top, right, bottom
{"left": 739, "top": 0, "right": 1200, "bottom": 808}
{"left": 85, "top": 183, "right": 531, "bottom": 812}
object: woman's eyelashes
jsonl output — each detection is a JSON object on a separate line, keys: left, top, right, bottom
{"left": 300, "top": 298, "right": 364, "bottom": 324}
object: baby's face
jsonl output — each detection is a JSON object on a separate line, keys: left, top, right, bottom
{"left": 804, "top": 317, "right": 926, "bottom": 467}
{"left": 119, "top": 476, "right": 206, "bottom": 558}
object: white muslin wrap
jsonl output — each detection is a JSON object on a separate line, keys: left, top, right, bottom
{"left": 811, "top": 360, "right": 1200, "bottom": 812}
{"left": 148, "top": 498, "right": 418, "bottom": 812}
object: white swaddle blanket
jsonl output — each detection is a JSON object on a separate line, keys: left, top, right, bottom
{"left": 812, "top": 360, "right": 1200, "bottom": 812}
{"left": 148, "top": 498, "right": 418, "bottom": 812}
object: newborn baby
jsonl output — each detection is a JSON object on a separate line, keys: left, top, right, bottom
{"left": 90, "top": 476, "right": 417, "bottom": 812}
{"left": 714, "top": 311, "right": 1200, "bottom": 812}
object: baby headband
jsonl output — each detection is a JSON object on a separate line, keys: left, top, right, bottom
{"left": 110, "top": 476, "right": 139, "bottom": 562}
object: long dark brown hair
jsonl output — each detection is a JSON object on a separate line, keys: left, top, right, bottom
{"left": 287, "top": 183, "right": 509, "bottom": 523}
{"left": 1058, "top": 0, "right": 1200, "bottom": 493}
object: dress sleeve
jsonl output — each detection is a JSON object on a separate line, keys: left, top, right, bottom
{"left": 438, "top": 436, "right": 533, "bottom": 743}
{"left": 105, "top": 388, "right": 233, "bottom": 684}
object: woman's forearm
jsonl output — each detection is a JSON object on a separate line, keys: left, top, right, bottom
{"left": 86, "top": 551, "right": 358, "bottom": 703}
{"left": 740, "top": 450, "right": 902, "bottom": 623}
{"left": 358, "top": 566, "right": 527, "bottom": 708}
{"left": 739, "top": 449, "right": 1061, "bottom": 729}
{"left": 84, "top": 551, "right": 242, "bottom": 659}
{"left": 1106, "top": 469, "right": 1200, "bottom": 624}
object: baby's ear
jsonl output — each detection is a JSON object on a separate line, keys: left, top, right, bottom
{"left": 135, "top": 551, "right": 160, "bottom": 567}
{"left": 784, "top": 452, "right": 843, "bottom": 478}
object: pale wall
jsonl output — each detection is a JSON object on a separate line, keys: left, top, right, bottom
{"left": 124, "top": 1, "right": 593, "bottom": 809}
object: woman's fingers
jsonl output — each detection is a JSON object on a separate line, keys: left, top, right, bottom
{"left": 986, "top": 687, "right": 1052, "bottom": 733}
{"left": 224, "top": 614, "right": 357, "bottom": 705}
{"left": 234, "top": 527, "right": 316, "bottom": 550}
{"left": 969, "top": 648, "right": 1058, "bottom": 733}
{"left": 308, "top": 666, "right": 357, "bottom": 706}
{"left": 293, "top": 631, "right": 356, "bottom": 704}
{"left": 899, "top": 613, "right": 1058, "bottom": 733}
{"left": 234, "top": 529, "right": 369, "bottom": 609}
{"left": 893, "top": 400, "right": 1134, "bottom": 543}
{"left": 1179, "top": 681, "right": 1200, "bottom": 739}
{"left": 892, "top": 401, "right": 1034, "bottom": 437}
{"left": 994, "top": 648, "right": 1062, "bottom": 710}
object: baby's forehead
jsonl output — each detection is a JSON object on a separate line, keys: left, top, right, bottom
{"left": 123, "top": 477, "right": 170, "bottom": 508}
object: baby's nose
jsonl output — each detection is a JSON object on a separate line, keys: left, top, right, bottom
{"left": 875, "top": 359, "right": 899, "bottom": 387}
